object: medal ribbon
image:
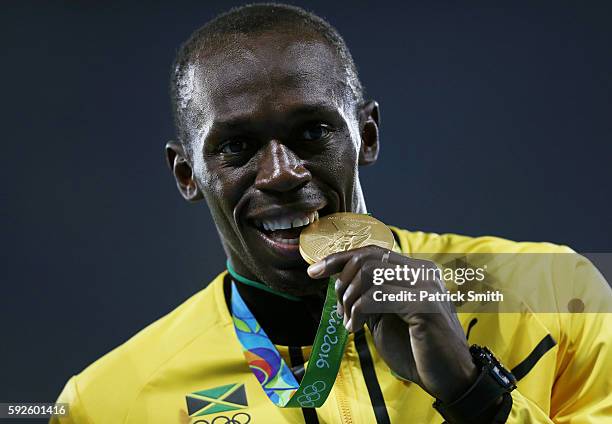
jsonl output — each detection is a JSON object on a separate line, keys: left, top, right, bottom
{"left": 230, "top": 278, "right": 348, "bottom": 408}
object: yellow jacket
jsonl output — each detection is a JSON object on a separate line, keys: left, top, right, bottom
{"left": 52, "top": 228, "right": 612, "bottom": 423}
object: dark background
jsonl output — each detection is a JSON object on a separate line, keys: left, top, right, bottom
{"left": 2, "top": 0, "right": 611, "bottom": 404}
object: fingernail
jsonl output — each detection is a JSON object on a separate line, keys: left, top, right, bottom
{"left": 345, "top": 319, "right": 352, "bottom": 332}
{"left": 307, "top": 261, "right": 325, "bottom": 277}
{"left": 335, "top": 278, "right": 342, "bottom": 291}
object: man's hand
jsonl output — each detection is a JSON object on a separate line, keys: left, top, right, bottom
{"left": 307, "top": 245, "right": 478, "bottom": 403}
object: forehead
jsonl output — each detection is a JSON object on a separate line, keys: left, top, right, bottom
{"left": 187, "top": 32, "right": 353, "bottom": 123}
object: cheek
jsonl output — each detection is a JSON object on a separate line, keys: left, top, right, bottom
{"left": 199, "top": 170, "right": 241, "bottom": 239}
{"left": 191, "top": 155, "right": 212, "bottom": 191}
{"left": 195, "top": 157, "right": 252, "bottom": 215}
{"left": 196, "top": 165, "right": 230, "bottom": 207}
{"left": 319, "top": 135, "right": 359, "bottom": 182}
{"left": 329, "top": 110, "right": 361, "bottom": 178}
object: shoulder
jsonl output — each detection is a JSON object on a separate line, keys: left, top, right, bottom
{"left": 389, "top": 227, "right": 607, "bottom": 304}
{"left": 390, "top": 225, "right": 611, "bottom": 335}
{"left": 55, "top": 272, "right": 229, "bottom": 423}
{"left": 389, "top": 226, "right": 573, "bottom": 254}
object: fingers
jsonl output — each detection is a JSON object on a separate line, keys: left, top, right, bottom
{"left": 338, "top": 255, "right": 362, "bottom": 290}
{"left": 334, "top": 277, "right": 349, "bottom": 318}
{"left": 341, "top": 269, "right": 364, "bottom": 322}
{"left": 306, "top": 245, "right": 423, "bottom": 332}
{"left": 307, "top": 245, "right": 393, "bottom": 279}
{"left": 338, "top": 269, "right": 374, "bottom": 332}
{"left": 309, "top": 246, "right": 387, "bottom": 321}
{"left": 334, "top": 255, "right": 362, "bottom": 317}
{"left": 345, "top": 297, "right": 368, "bottom": 332}
{"left": 307, "top": 250, "right": 356, "bottom": 279}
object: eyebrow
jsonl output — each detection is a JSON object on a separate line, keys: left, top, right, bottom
{"left": 211, "top": 103, "right": 343, "bottom": 133}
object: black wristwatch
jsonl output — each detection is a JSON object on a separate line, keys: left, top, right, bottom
{"left": 433, "top": 345, "right": 517, "bottom": 424}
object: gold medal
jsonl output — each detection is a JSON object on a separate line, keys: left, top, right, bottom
{"left": 299, "top": 212, "right": 395, "bottom": 264}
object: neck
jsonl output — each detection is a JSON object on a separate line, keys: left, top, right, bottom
{"left": 228, "top": 276, "right": 326, "bottom": 346}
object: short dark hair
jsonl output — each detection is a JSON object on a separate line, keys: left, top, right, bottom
{"left": 170, "top": 3, "right": 364, "bottom": 146}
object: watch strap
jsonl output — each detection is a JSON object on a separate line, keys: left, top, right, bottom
{"left": 433, "top": 363, "right": 512, "bottom": 424}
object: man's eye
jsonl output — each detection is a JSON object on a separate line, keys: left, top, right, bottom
{"left": 220, "top": 139, "right": 249, "bottom": 154}
{"left": 301, "top": 125, "right": 331, "bottom": 141}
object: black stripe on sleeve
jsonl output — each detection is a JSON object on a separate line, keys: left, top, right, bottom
{"left": 390, "top": 227, "right": 402, "bottom": 251}
{"left": 466, "top": 318, "right": 478, "bottom": 341}
{"left": 355, "top": 330, "right": 391, "bottom": 424}
{"left": 511, "top": 334, "right": 556, "bottom": 381}
{"left": 288, "top": 345, "right": 306, "bottom": 382}
{"left": 300, "top": 405, "right": 320, "bottom": 424}
{"left": 288, "top": 346, "right": 320, "bottom": 424}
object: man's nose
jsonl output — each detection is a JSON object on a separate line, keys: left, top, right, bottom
{"left": 255, "top": 140, "right": 311, "bottom": 193}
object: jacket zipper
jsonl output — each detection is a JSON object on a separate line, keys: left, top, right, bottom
{"left": 334, "top": 365, "right": 353, "bottom": 424}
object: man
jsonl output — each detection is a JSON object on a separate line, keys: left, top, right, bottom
{"left": 53, "top": 4, "right": 611, "bottom": 423}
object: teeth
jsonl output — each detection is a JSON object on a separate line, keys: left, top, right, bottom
{"left": 277, "top": 237, "right": 300, "bottom": 245}
{"left": 292, "top": 217, "right": 308, "bottom": 228}
{"left": 257, "top": 210, "right": 321, "bottom": 232}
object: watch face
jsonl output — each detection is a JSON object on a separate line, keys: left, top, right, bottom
{"left": 492, "top": 365, "right": 513, "bottom": 386}
{"left": 471, "top": 345, "right": 517, "bottom": 388}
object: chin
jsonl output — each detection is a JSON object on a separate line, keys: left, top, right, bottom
{"left": 266, "top": 267, "right": 327, "bottom": 297}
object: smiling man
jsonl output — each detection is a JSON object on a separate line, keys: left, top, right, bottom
{"left": 52, "top": 4, "right": 612, "bottom": 424}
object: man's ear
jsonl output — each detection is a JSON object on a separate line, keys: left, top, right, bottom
{"left": 358, "top": 100, "right": 380, "bottom": 166}
{"left": 165, "top": 140, "right": 203, "bottom": 202}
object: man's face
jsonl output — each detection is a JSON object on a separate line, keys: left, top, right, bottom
{"left": 170, "top": 31, "right": 378, "bottom": 295}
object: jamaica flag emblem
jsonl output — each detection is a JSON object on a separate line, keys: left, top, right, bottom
{"left": 185, "top": 383, "right": 248, "bottom": 416}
